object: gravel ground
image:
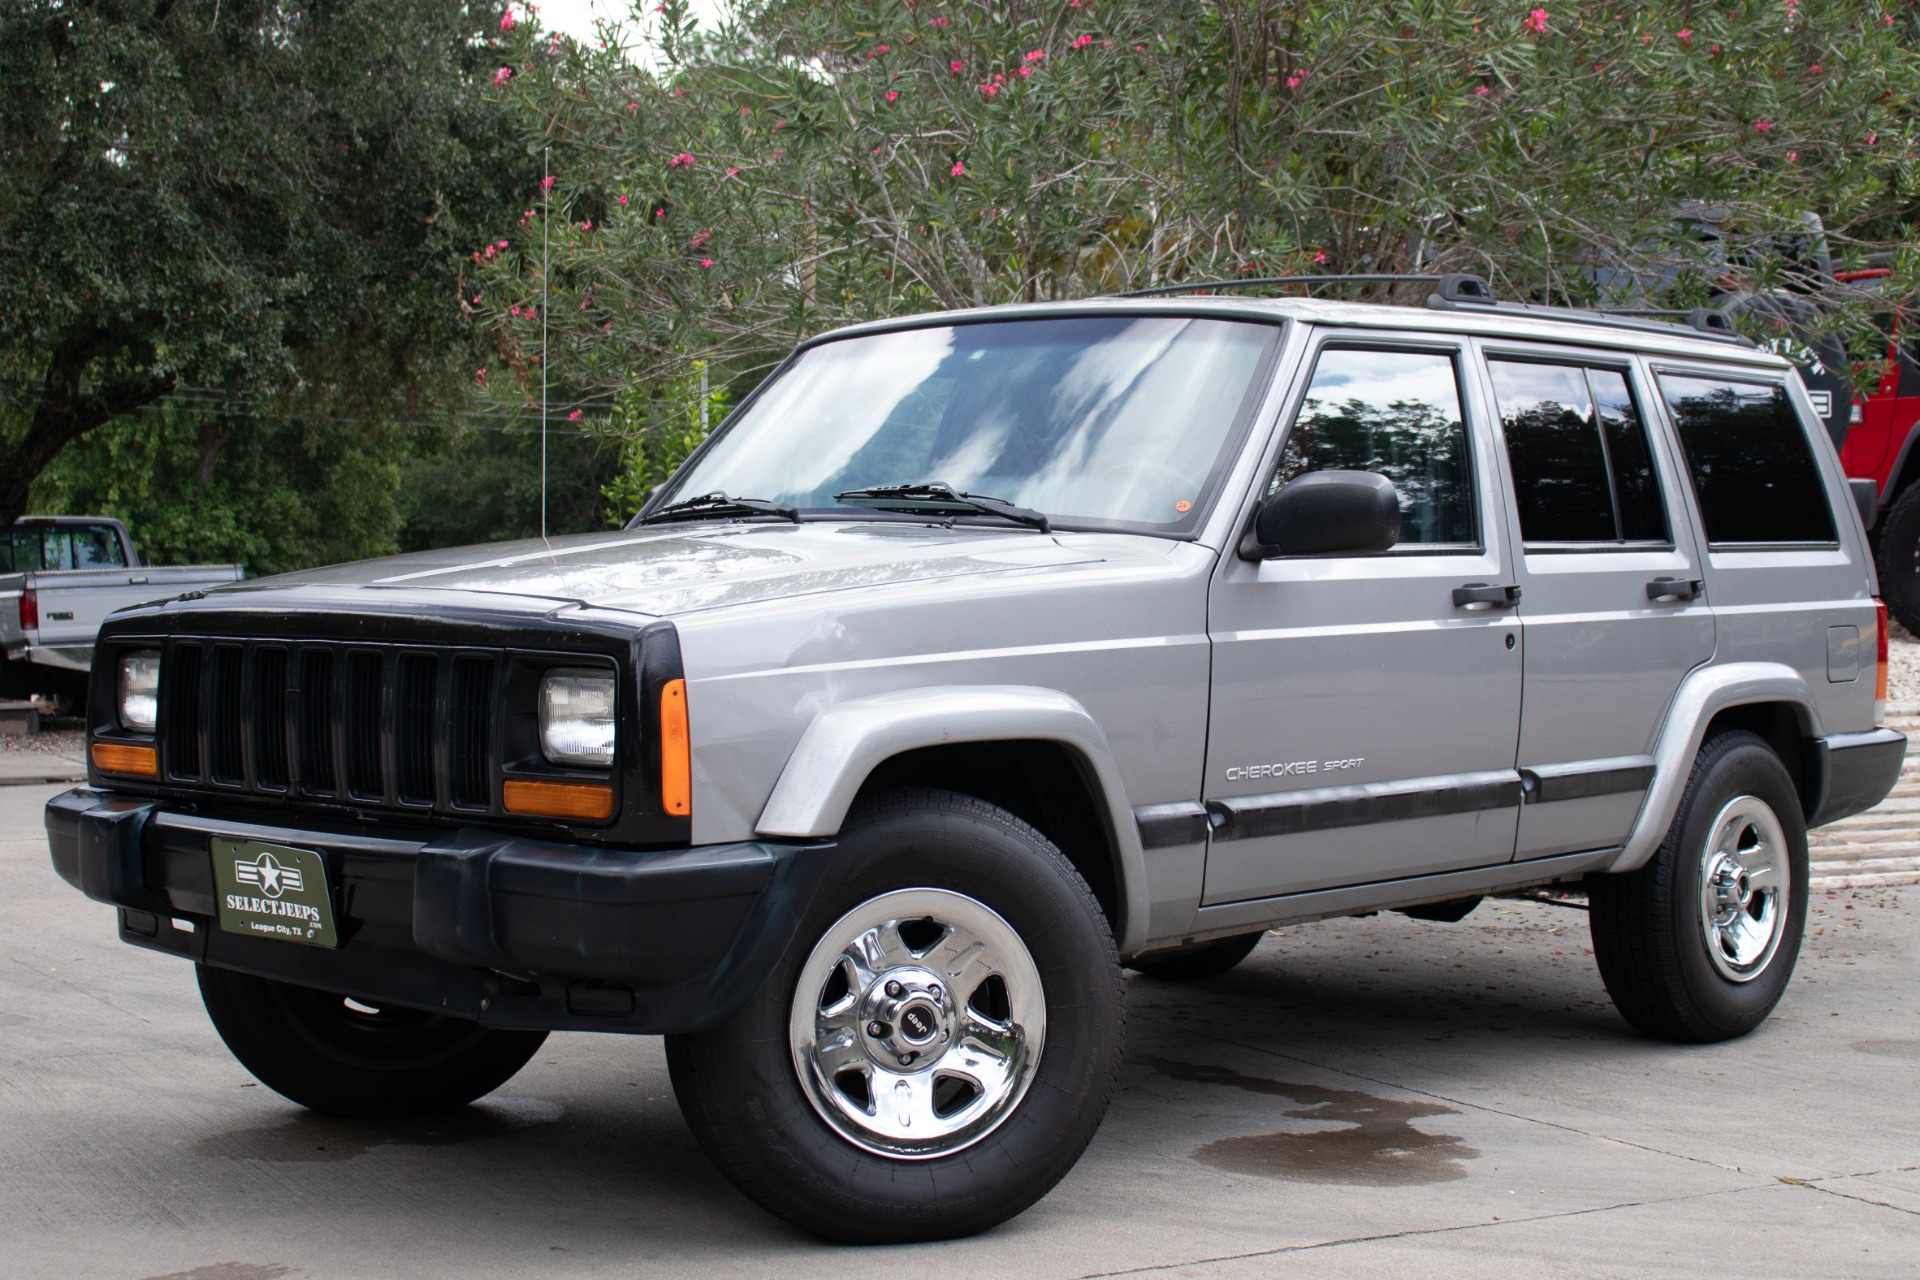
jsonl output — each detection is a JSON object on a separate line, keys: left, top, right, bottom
{"left": 1889, "top": 619, "right": 1920, "bottom": 704}
{"left": 0, "top": 718, "right": 84, "bottom": 756}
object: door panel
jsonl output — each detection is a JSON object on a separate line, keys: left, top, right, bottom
{"left": 1202, "top": 338, "right": 1524, "bottom": 905}
{"left": 1474, "top": 347, "right": 1716, "bottom": 859}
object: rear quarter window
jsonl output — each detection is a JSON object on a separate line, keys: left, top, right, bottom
{"left": 1656, "top": 374, "right": 1836, "bottom": 545}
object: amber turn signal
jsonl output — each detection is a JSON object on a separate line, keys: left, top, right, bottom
{"left": 502, "top": 779, "right": 615, "bottom": 821}
{"left": 660, "top": 677, "right": 691, "bottom": 817}
{"left": 91, "top": 742, "right": 158, "bottom": 777}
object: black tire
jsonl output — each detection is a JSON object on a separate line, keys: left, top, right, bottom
{"left": 666, "top": 788, "right": 1124, "bottom": 1244}
{"left": 1588, "top": 730, "right": 1809, "bottom": 1043}
{"left": 1875, "top": 482, "right": 1920, "bottom": 636}
{"left": 196, "top": 966, "right": 548, "bottom": 1117}
{"left": 1125, "top": 931, "right": 1265, "bottom": 980}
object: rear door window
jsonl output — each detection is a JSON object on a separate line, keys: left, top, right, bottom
{"left": 1271, "top": 347, "right": 1476, "bottom": 546}
{"left": 71, "top": 525, "right": 126, "bottom": 567}
{"left": 1488, "top": 360, "right": 1670, "bottom": 545}
{"left": 1656, "top": 374, "right": 1837, "bottom": 545}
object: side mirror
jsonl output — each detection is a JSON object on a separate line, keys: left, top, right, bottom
{"left": 1240, "top": 470, "right": 1401, "bottom": 560}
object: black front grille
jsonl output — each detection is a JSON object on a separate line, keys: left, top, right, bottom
{"left": 158, "top": 639, "right": 500, "bottom": 816}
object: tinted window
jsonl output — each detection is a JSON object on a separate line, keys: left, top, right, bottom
{"left": 1658, "top": 375, "right": 1837, "bottom": 544}
{"left": 7, "top": 529, "right": 47, "bottom": 572}
{"left": 1272, "top": 348, "right": 1475, "bottom": 545}
{"left": 1489, "top": 361, "right": 1669, "bottom": 544}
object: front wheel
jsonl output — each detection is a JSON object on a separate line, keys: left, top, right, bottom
{"left": 196, "top": 966, "right": 548, "bottom": 1117}
{"left": 1588, "top": 730, "right": 1809, "bottom": 1043}
{"left": 667, "top": 789, "right": 1124, "bottom": 1243}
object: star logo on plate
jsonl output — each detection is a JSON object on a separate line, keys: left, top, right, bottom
{"left": 233, "top": 850, "right": 303, "bottom": 899}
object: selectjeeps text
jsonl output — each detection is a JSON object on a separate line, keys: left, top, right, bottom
{"left": 48, "top": 275, "right": 1906, "bottom": 1242}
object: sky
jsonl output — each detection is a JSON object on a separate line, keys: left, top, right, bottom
{"left": 533, "top": 0, "right": 730, "bottom": 60}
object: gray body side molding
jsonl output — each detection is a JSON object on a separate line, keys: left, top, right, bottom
{"left": 1607, "top": 661, "right": 1821, "bottom": 873}
{"left": 754, "top": 685, "right": 1150, "bottom": 952}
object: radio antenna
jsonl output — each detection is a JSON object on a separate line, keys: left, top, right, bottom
{"left": 540, "top": 145, "right": 551, "bottom": 547}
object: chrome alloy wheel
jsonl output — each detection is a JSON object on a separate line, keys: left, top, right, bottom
{"left": 788, "top": 887, "right": 1046, "bottom": 1159}
{"left": 1697, "top": 795, "right": 1791, "bottom": 983}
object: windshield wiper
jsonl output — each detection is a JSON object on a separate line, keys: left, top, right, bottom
{"left": 640, "top": 492, "right": 800, "bottom": 525}
{"left": 833, "top": 482, "right": 1051, "bottom": 533}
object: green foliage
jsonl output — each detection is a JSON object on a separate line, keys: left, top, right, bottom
{"left": 400, "top": 423, "right": 618, "bottom": 550}
{"left": 0, "top": 0, "right": 532, "bottom": 526}
{"left": 27, "top": 409, "right": 409, "bottom": 577}
{"left": 471, "top": 0, "right": 1920, "bottom": 415}
{"left": 600, "top": 361, "right": 730, "bottom": 526}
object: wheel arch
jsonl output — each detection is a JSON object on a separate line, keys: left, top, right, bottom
{"left": 1607, "top": 664, "right": 1820, "bottom": 874}
{"left": 754, "top": 686, "right": 1150, "bottom": 952}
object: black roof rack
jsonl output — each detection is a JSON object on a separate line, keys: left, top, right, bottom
{"left": 1111, "top": 272, "right": 1755, "bottom": 346}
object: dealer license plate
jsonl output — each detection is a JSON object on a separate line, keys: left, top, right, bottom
{"left": 210, "top": 838, "right": 339, "bottom": 948}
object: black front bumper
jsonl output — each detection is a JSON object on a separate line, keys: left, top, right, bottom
{"left": 46, "top": 788, "right": 831, "bottom": 1034}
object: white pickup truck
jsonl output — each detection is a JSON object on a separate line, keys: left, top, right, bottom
{"left": 0, "top": 517, "right": 243, "bottom": 707}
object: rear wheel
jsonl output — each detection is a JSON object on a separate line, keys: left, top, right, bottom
{"left": 1126, "top": 931, "right": 1265, "bottom": 980}
{"left": 1588, "top": 730, "right": 1809, "bottom": 1043}
{"left": 667, "top": 788, "right": 1124, "bottom": 1243}
{"left": 196, "top": 966, "right": 547, "bottom": 1117}
{"left": 1875, "top": 482, "right": 1920, "bottom": 635}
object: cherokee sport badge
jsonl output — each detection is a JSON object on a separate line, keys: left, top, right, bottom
{"left": 210, "top": 838, "right": 339, "bottom": 948}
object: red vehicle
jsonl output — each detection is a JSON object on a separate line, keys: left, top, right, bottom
{"left": 1838, "top": 268, "right": 1920, "bottom": 634}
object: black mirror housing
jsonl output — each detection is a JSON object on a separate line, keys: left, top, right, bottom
{"left": 1240, "top": 470, "right": 1402, "bottom": 559}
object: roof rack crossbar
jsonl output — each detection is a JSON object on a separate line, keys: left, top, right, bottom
{"left": 1118, "top": 273, "right": 1454, "bottom": 298}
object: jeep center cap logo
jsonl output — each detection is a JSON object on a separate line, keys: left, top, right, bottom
{"left": 901, "top": 1004, "right": 936, "bottom": 1042}
{"left": 210, "top": 837, "right": 338, "bottom": 949}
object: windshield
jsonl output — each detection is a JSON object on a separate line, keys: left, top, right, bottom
{"left": 657, "top": 315, "right": 1280, "bottom": 533}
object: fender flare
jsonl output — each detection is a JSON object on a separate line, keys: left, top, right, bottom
{"left": 754, "top": 685, "right": 1151, "bottom": 953}
{"left": 1606, "top": 661, "right": 1821, "bottom": 873}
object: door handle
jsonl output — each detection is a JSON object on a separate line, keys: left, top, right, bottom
{"left": 1452, "top": 582, "right": 1522, "bottom": 610}
{"left": 1645, "top": 577, "right": 1703, "bottom": 603}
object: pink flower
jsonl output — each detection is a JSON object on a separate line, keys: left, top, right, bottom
{"left": 873, "top": 145, "right": 883, "bottom": 154}
{"left": 497, "top": 240, "right": 508, "bottom": 249}
{"left": 774, "top": 118, "right": 786, "bottom": 129}
{"left": 930, "top": 15, "right": 949, "bottom": 26}
{"left": 1072, "top": 34, "right": 1092, "bottom": 49}
{"left": 1810, "top": 63, "right": 1823, "bottom": 74}
{"left": 979, "top": 81, "right": 1000, "bottom": 97}
{"left": 1017, "top": 65, "right": 1031, "bottom": 77}
{"left": 1024, "top": 49, "right": 1046, "bottom": 62}
{"left": 726, "top": 165, "right": 740, "bottom": 176}
{"left": 568, "top": 409, "right": 583, "bottom": 421}
{"left": 493, "top": 66, "right": 513, "bottom": 85}
{"left": 1313, "top": 250, "right": 1328, "bottom": 265}
{"left": 772, "top": 147, "right": 784, "bottom": 160}
{"left": 869, "top": 44, "right": 890, "bottom": 57}
{"left": 950, "top": 59, "right": 964, "bottom": 73}
{"left": 885, "top": 90, "right": 898, "bottom": 102}
{"left": 691, "top": 230, "right": 710, "bottom": 247}
{"left": 1867, "top": 133, "right": 1879, "bottom": 145}
{"left": 1523, "top": 8, "right": 1547, "bottom": 35}
{"left": 669, "top": 151, "right": 694, "bottom": 168}
{"left": 510, "top": 305, "right": 521, "bottom": 316}
{"left": 617, "top": 194, "right": 628, "bottom": 204}
{"left": 1787, "top": 150, "right": 1799, "bottom": 161}
{"left": 1475, "top": 83, "right": 1490, "bottom": 96}
{"left": 700, "top": 258, "right": 713, "bottom": 268}
{"left": 1677, "top": 28, "right": 1692, "bottom": 42}
{"left": 1754, "top": 120, "right": 1773, "bottom": 132}
{"left": 603, "top": 321, "right": 613, "bottom": 331}
{"left": 541, "top": 174, "right": 555, "bottom": 190}
{"left": 475, "top": 368, "right": 487, "bottom": 382}
{"left": 627, "top": 101, "right": 639, "bottom": 111}
{"left": 484, "top": 245, "right": 497, "bottom": 258}
{"left": 580, "top": 297, "right": 591, "bottom": 310}
{"left": 950, "top": 160, "right": 965, "bottom": 176}
{"left": 578, "top": 220, "right": 591, "bottom": 231}
{"left": 499, "top": 8, "right": 515, "bottom": 31}
{"left": 1286, "top": 74, "right": 1300, "bottom": 88}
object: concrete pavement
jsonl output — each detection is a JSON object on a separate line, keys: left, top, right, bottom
{"left": 3, "top": 778, "right": 1917, "bottom": 1279}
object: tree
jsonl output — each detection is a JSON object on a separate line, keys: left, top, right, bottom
{"left": 0, "top": 0, "right": 534, "bottom": 528}
{"left": 471, "top": 0, "right": 1920, "bottom": 440}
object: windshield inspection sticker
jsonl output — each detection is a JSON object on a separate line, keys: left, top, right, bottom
{"left": 211, "top": 838, "right": 339, "bottom": 948}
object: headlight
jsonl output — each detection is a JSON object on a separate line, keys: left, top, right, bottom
{"left": 118, "top": 650, "right": 162, "bottom": 733}
{"left": 539, "top": 670, "right": 617, "bottom": 767}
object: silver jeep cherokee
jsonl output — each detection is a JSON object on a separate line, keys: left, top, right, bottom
{"left": 48, "top": 276, "right": 1907, "bottom": 1243}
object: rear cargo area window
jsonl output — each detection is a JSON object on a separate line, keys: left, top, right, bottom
{"left": 1488, "top": 361, "right": 1669, "bottom": 545}
{"left": 1657, "top": 375, "right": 1837, "bottom": 545}
{"left": 1272, "top": 348, "right": 1475, "bottom": 545}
